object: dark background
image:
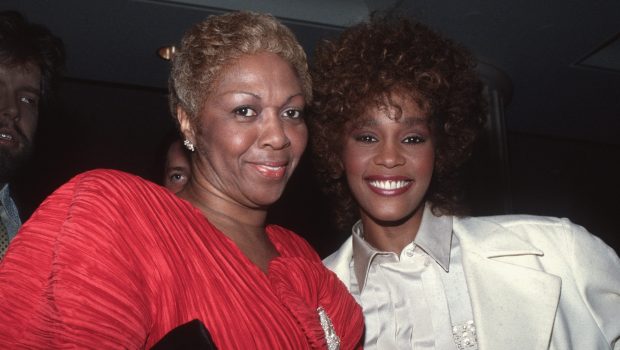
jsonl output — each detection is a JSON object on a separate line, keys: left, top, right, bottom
{"left": 4, "top": 0, "right": 620, "bottom": 256}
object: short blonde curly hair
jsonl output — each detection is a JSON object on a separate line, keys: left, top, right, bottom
{"left": 169, "top": 11, "right": 312, "bottom": 121}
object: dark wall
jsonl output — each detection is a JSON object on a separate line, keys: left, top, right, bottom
{"left": 12, "top": 79, "right": 620, "bottom": 257}
{"left": 506, "top": 132, "right": 619, "bottom": 252}
{"left": 464, "top": 129, "right": 619, "bottom": 253}
{"left": 12, "top": 79, "right": 175, "bottom": 218}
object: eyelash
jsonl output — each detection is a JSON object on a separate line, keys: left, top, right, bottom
{"left": 169, "top": 172, "right": 187, "bottom": 182}
{"left": 233, "top": 106, "right": 257, "bottom": 118}
{"left": 232, "top": 107, "right": 304, "bottom": 120}
{"left": 283, "top": 109, "right": 303, "bottom": 120}
{"left": 355, "top": 134, "right": 377, "bottom": 143}
{"left": 19, "top": 96, "right": 38, "bottom": 106}
{"left": 353, "top": 134, "right": 426, "bottom": 144}
{"left": 403, "top": 135, "right": 426, "bottom": 144}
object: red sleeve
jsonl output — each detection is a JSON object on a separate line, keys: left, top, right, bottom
{"left": 0, "top": 170, "right": 152, "bottom": 349}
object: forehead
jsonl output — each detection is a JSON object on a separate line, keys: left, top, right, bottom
{"left": 211, "top": 52, "right": 300, "bottom": 92}
{"left": 0, "top": 62, "right": 41, "bottom": 86}
{"left": 354, "top": 92, "right": 428, "bottom": 125}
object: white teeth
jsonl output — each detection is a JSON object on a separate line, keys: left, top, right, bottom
{"left": 369, "top": 180, "right": 410, "bottom": 190}
{"left": 261, "top": 165, "right": 283, "bottom": 171}
{"left": 256, "top": 165, "right": 285, "bottom": 173}
{"left": 0, "top": 133, "right": 12, "bottom": 140}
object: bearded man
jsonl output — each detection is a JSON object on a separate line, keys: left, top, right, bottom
{"left": 0, "top": 11, "right": 64, "bottom": 258}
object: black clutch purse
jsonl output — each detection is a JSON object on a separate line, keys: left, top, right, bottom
{"left": 151, "top": 319, "right": 217, "bottom": 350}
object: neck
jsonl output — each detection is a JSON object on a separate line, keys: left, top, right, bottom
{"left": 179, "top": 181, "right": 267, "bottom": 238}
{"left": 360, "top": 205, "right": 425, "bottom": 254}
{"left": 178, "top": 176, "right": 279, "bottom": 273}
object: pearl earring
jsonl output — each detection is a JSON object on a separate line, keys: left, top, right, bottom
{"left": 183, "top": 139, "right": 195, "bottom": 152}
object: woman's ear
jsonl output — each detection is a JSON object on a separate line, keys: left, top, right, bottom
{"left": 177, "top": 106, "right": 195, "bottom": 144}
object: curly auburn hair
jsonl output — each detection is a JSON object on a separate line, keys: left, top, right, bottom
{"left": 309, "top": 16, "right": 486, "bottom": 231}
{"left": 0, "top": 11, "right": 65, "bottom": 105}
{"left": 169, "top": 11, "right": 312, "bottom": 122}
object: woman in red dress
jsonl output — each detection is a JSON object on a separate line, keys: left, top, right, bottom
{"left": 0, "top": 12, "right": 363, "bottom": 349}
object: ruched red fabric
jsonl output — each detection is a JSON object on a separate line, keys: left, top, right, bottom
{"left": 0, "top": 169, "right": 364, "bottom": 349}
{"left": 269, "top": 258, "right": 364, "bottom": 349}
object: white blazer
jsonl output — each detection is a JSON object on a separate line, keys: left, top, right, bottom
{"left": 324, "top": 215, "right": 620, "bottom": 350}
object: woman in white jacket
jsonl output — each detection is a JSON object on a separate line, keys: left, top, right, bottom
{"left": 309, "top": 15, "right": 620, "bottom": 350}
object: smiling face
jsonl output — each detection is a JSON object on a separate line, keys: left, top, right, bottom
{"left": 0, "top": 63, "right": 41, "bottom": 184}
{"left": 341, "top": 91, "right": 435, "bottom": 230}
{"left": 178, "top": 52, "right": 307, "bottom": 209}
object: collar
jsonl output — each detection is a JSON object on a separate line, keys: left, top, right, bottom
{"left": 0, "top": 183, "right": 12, "bottom": 209}
{"left": 351, "top": 204, "right": 453, "bottom": 291}
{"left": 0, "top": 183, "right": 22, "bottom": 239}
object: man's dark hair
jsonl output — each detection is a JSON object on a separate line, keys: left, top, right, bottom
{"left": 0, "top": 11, "right": 65, "bottom": 105}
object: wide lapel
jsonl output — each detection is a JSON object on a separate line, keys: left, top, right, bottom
{"left": 323, "top": 236, "right": 354, "bottom": 290}
{"left": 455, "top": 218, "right": 561, "bottom": 350}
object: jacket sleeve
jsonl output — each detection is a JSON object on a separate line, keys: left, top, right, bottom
{"left": 567, "top": 220, "right": 620, "bottom": 349}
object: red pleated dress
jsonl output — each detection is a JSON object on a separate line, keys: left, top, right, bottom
{"left": 0, "top": 170, "right": 363, "bottom": 349}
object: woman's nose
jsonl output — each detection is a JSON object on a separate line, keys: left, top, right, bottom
{"left": 374, "top": 141, "right": 405, "bottom": 168}
{"left": 0, "top": 93, "right": 19, "bottom": 120}
{"left": 259, "top": 112, "right": 290, "bottom": 150}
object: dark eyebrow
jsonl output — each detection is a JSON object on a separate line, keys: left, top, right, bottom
{"left": 401, "top": 116, "right": 429, "bottom": 126}
{"left": 284, "top": 92, "right": 305, "bottom": 105}
{"left": 20, "top": 85, "right": 41, "bottom": 96}
{"left": 220, "top": 91, "right": 305, "bottom": 104}
{"left": 226, "top": 91, "right": 260, "bottom": 99}
{"left": 167, "top": 166, "right": 189, "bottom": 172}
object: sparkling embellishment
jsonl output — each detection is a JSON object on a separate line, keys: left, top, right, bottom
{"left": 183, "top": 139, "right": 195, "bottom": 152}
{"left": 452, "top": 320, "right": 478, "bottom": 350}
{"left": 317, "top": 306, "right": 340, "bottom": 350}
